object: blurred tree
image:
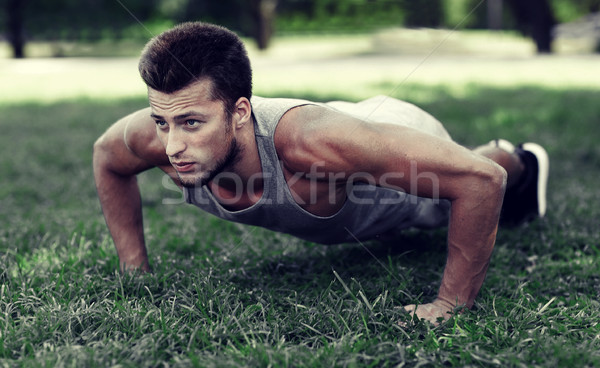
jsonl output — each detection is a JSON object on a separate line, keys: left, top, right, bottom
{"left": 505, "top": 0, "right": 555, "bottom": 53}
{"left": 6, "top": 0, "right": 599, "bottom": 58}
{"left": 157, "top": 0, "right": 189, "bottom": 20}
{"left": 487, "top": 0, "right": 503, "bottom": 30}
{"left": 552, "top": 0, "right": 600, "bottom": 21}
{"left": 180, "top": 0, "right": 274, "bottom": 49}
{"left": 5, "top": 0, "right": 162, "bottom": 43}
{"left": 250, "top": 0, "right": 278, "bottom": 49}
{"left": 6, "top": 0, "right": 25, "bottom": 58}
{"left": 275, "top": 0, "right": 406, "bottom": 34}
{"left": 403, "top": 0, "right": 443, "bottom": 27}
{"left": 444, "top": 0, "right": 482, "bottom": 28}
{"left": 1, "top": 0, "right": 269, "bottom": 57}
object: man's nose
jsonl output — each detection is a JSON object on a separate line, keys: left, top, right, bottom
{"left": 165, "top": 130, "right": 186, "bottom": 157}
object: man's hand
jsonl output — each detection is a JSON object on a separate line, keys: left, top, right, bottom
{"left": 93, "top": 108, "right": 171, "bottom": 274}
{"left": 403, "top": 298, "right": 459, "bottom": 325}
{"left": 120, "top": 253, "right": 152, "bottom": 273}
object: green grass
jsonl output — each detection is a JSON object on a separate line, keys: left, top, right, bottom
{"left": 1, "top": 83, "right": 600, "bottom": 367}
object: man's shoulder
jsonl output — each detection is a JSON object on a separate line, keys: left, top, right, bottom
{"left": 251, "top": 95, "right": 322, "bottom": 139}
{"left": 123, "top": 108, "right": 155, "bottom": 147}
{"left": 122, "top": 108, "right": 168, "bottom": 164}
{"left": 251, "top": 95, "right": 315, "bottom": 106}
{"left": 274, "top": 102, "right": 370, "bottom": 172}
{"left": 251, "top": 95, "right": 317, "bottom": 117}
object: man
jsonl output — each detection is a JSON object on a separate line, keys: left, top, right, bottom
{"left": 93, "top": 22, "right": 549, "bottom": 324}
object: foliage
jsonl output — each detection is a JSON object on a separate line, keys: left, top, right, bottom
{"left": 275, "top": 0, "right": 407, "bottom": 34}
{"left": 15, "top": 0, "right": 160, "bottom": 41}
{"left": 0, "top": 0, "right": 252, "bottom": 42}
{"left": 444, "top": 0, "right": 481, "bottom": 28}
{"left": 2, "top": 0, "right": 600, "bottom": 57}
{"left": 552, "top": 0, "right": 600, "bottom": 22}
{"left": 402, "top": 0, "right": 444, "bottom": 28}
{"left": 1, "top": 75, "right": 599, "bottom": 365}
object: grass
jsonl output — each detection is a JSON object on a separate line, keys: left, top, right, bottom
{"left": 1, "top": 29, "right": 600, "bottom": 366}
{"left": 1, "top": 80, "right": 599, "bottom": 367}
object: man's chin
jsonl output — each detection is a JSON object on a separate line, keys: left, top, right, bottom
{"left": 180, "top": 181, "right": 199, "bottom": 189}
{"left": 177, "top": 173, "right": 208, "bottom": 188}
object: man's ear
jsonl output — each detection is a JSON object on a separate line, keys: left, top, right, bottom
{"left": 233, "top": 97, "right": 252, "bottom": 129}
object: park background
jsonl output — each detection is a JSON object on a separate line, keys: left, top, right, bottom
{"left": 1, "top": 0, "right": 600, "bottom": 367}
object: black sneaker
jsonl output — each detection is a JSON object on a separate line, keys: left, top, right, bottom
{"left": 500, "top": 142, "right": 549, "bottom": 226}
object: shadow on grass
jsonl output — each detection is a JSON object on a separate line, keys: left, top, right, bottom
{"left": 226, "top": 228, "right": 449, "bottom": 298}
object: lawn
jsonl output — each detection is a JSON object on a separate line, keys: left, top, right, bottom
{"left": 1, "top": 34, "right": 600, "bottom": 367}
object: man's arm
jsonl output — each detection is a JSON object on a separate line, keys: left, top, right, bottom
{"left": 276, "top": 105, "right": 507, "bottom": 323}
{"left": 93, "top": 108, "right": 173, "bottom": 272}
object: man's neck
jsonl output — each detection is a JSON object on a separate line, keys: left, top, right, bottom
{"left": 208, "top": 122, "right": 264, "bottom": 208}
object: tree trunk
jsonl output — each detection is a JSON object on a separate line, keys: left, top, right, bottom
{"left": 7, "top": 0, "right": 26, "bottom": 58}
{"left": 487, "top": 0, "right": 503, "bottom": 30}
{"left": 505, "top": 0, "right": 555, "bottom": 53}
{"left": 250, "top": 0, "right": 277, "bottom": 50}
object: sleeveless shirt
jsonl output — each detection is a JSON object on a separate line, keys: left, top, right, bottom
{"left": 184, "top": 95, "right": 451, "bottom": 244}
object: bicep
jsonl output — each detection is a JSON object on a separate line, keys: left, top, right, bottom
{"left": 278, "top": 105, "right": 496, "bottom": 201}
{"left": 359, "top": 123, "right": 486, "bottom": 200}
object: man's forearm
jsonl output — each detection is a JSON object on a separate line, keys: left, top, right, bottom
{"left": 436, "top": 172, "right": 505, "bottom": 310}
{"left": 94, "top": 165, "right": 150, "bottom": 272}
{"left": 437, "top": 211, "right": 497, "bottom": 309}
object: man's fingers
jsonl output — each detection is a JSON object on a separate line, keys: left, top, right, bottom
{"left": 399, "top": 302, "right": 450, "bottom": 326}
{"left": 403, "top": 304, "right": 417, "bottom": 313}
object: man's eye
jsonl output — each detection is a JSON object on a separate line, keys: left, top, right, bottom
{"left": 155, "top": 120, "right": 167, "bottom": 127}
{"left": 185, "top": 120, "right": 200, "bottom": 127}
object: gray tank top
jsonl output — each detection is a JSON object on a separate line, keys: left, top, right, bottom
{"left": 184, "top": 95, "right": 450, "bottom": 244}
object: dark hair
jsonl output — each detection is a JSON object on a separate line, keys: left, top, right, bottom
{"left": 138, "top": 22, "right": 252, "bottom": 114}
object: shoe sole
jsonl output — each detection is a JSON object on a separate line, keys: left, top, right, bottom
{"left": 521, "top": 142, "right": 549, "bottom": 217}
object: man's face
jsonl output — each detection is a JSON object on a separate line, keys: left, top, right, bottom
{"left": 148, "top": 79, "right": 241, "bottom": 187}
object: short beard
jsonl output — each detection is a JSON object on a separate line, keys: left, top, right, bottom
{"left": 179, "top": 137, "right": 242, "bottom": 188}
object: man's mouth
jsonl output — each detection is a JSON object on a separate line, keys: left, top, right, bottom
{"left": 171, "top": 161, "right": 195, "bottom": 172}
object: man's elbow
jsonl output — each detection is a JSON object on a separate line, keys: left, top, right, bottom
{"left": 484, "top": 162, "right": 508, "bottom": 193}
{"left": 92, "top": 134, "right": 122, "bottom": 182}
{"left": 92, "top": 135, "right": 109, "bottom": 172}
{"left": 476, "top": 161, "right": 507, "bottom": 205}
{"left": 488, "top": 162, "right": 507, "bottom": 196}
